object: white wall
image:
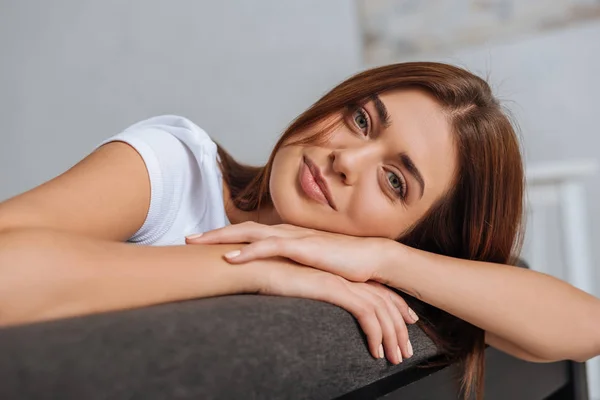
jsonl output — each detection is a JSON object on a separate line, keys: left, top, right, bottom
{"left": 0, "top": 0, "right": 361, "bottom": 200}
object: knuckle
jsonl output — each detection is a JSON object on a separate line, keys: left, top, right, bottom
{"left": 265, "top": 236, "right": 287, "bottom": 251}
{"left": 355, "top": 303, "right": 374, "bottom": 319}
{"left": 359, "top": 318, "right": 380, "bottom": 338}
{"left": 397, "top": 327, "right": 408, "bottom": 341}
{"left": 395, "top": 316, "right": 408, "bottom": 332}
{"left": 372, "top": 295, "right": 387, "bottom": 312}
{"left": 384, "top": 287, "right": 406, "bottom": 304}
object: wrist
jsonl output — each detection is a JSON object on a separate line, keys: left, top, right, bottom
{"left": 240, "top": 256, "right": 290, "bottom": 295}
{"left": 236, "top": 261, "right": 268, "bottom": 294}
{"left": 372, "top": 239, "right": 409, "bottom": 286}
{"left": 200, "top": 244, "right": 266, "bottom": 294}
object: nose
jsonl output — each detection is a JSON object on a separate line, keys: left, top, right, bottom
{"left": 330, "top": 145, "right": 375, "bottom": 185}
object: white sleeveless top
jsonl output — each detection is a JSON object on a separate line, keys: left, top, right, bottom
{"left": 98, "top": 115, "right": 230, "bottom": 246}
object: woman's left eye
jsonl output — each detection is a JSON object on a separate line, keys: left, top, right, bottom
{"left": 387, "top": 171, "right": 407, "bottom": 198}
{"left": 352, "top": 108, "right": 370, "bottom": 134}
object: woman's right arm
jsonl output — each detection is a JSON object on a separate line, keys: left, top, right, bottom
{"left": 0, "top": 141, "right": 259, "bottom": 325}
{"left": 0, "top": 142, "right": 151, "bottom": 241}
{"left": 0, "top": 228, "right": 259, "bottom": 326}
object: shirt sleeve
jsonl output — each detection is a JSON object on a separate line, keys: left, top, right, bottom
{"left": 97, "top": 115, "right": 216, "bottom": 244}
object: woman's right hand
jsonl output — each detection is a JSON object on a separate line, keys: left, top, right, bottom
{"left": 250, "top": 259, "right": 416, "bottom": 364}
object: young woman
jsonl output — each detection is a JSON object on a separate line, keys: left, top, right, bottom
{"left": 0, "top": 62, "right": 598, "bottom": 398}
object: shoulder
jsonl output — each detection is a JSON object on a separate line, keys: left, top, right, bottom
{"left": 98, "top": 115, "right": 225, "bottom": 245}
{"left": 99, "top": 115, "right": 219, "bottom": 182}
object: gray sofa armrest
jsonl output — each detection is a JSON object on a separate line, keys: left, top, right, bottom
{"left": 0, "top": 295, "right": 440, "bottom": 400}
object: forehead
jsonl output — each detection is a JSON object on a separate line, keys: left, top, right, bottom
{"left": 378, "top": 89, "right": 457, "bottom": 200}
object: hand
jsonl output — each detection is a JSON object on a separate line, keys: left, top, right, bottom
{"left": 186, "top": 222, "right": 418, "bottom": 362}
{"left": 248, "top": 259, "right": 416, "bottom": 364}
{"left": 186, "top": 221, "right": 397, "bottom": 283}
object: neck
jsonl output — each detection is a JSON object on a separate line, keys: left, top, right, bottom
{"left": 226, "top": 202, "right": 281, "bottom": 225}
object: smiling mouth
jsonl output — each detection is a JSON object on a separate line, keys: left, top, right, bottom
{"left": 300, "top": 156, "right": 337, "bottom": 210}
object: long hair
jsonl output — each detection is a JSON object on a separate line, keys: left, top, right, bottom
{"left": 217, "top": 62, "right": 524, "bottom": 399}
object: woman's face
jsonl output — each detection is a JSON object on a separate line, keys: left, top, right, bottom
{"left": 269, "top": 89, "right": 457, "bottom": 239}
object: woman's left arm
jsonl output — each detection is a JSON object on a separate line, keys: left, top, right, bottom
{"left": 375, "top": 243, "right": 600, "bottom": 363}
{"left": 187, "top": 222, "right": 600, "bottom": 363}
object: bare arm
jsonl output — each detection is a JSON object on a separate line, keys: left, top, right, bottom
{"left": 0, "top": 141, "right": 150, "bottom": 240}
{"left": 183, "top": 222, "right": 600, "bottom": 363}
{"left": 376, "top": 243, "right": 600, "bottom": 362}
{"left": 0, "top": 141, "right": 258, "bottom": 325}
{"left": 0, "top": 228, "right": 258, "bottom": 326}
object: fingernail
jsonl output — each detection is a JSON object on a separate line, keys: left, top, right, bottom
{"left": 224, "top": 250, "right": 241, "bottom": 259}
{"left": 378, "top": 344, "right": 384, "bottom": 359}
{"left": 407, "top": 340, "right": 413, "bottom": 357}
{"left": 408, "top": 308, "right": 419, "bottom": 322}
{"left": 397, "top": 346, "right": 403, "bottom": 363}
{"left": 186, "top": 232, "right": 203, "bottom": 240}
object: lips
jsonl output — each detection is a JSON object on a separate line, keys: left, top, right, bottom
{"left": 300, "top": 156, "right": 337, "bottom": 210}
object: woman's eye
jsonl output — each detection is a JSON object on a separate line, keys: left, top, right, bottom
{"left": 387, "top": 171, "right": 406, "bottom": 198}
{"left": 353, "top": 109, "right": 369, "bottom": 134}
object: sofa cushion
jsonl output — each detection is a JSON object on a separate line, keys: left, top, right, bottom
{"left": 0, "top": 295, "right": 440, "bottom": 400}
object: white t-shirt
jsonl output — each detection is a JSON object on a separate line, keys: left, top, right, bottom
{"left": 98, "top": 115, "right": 230, "bottom": 246}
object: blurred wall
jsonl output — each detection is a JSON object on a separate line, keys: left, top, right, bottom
{"left": 0, "top": 0, "right": 362, "bottom": 200}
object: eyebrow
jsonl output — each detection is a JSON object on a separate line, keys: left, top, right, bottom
{"left": 369, "top": 94, "right": 425, "bottom": 199}
{"left": 399, "top": 153, "right": 425, "bottom": 199}
{"left": 370, "top": 94, "right": 391, "bottom": 128}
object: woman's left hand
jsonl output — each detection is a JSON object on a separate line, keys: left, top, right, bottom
{"left": 185, "top": 221, "right": 397, "bottom": 284}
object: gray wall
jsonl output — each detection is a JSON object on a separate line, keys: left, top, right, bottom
{"left": 0, "top": 0, "right": 361, "bottom": 200}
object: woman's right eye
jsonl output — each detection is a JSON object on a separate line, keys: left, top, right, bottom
{"left": 352, "top": 108, "right": 370, "bottom": 135}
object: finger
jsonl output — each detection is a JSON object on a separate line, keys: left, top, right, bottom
{"left": 381, "top": 290, "right": 412, "bottom": 359}
{"left": 372, "top": 294, "right": 402, "bottom": 364}
{"left": 348, "top": 301, "right": 385, "bottom": 361}
{"left": 367, "top": 282, "right": 418, "bottom": 325}
{"left": 319, "top": 282, "right": 385, "bottom": 361}
{"left": 186, "top": 221, "right": 271, "bottom": 244}
{"left": 227, "top": 237, "right": 369, "bottom": 282}
{"left": 367, "top": 283, "right": 414, "bottom": 359}
{"left": 348, "top": 285, "right": 401, "bottom": 365}
{"left": 224, "top": 236, "right": 320, "bottom": 266}
{"left": 389, "top": 293, "right": 419, "bottom": 325}
{"left": 359, "top": 287, "right": 405, "bottom": 364}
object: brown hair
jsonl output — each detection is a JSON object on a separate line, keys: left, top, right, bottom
{"left": 217, "top": 62, "right": 524, "bottom": 399}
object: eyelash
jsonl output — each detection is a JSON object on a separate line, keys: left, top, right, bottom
{"left": 384, "top": 168, "right": 408, "bottom": 201}
{"left": 351, "top": 107, "right": 371, "bottom": 136}
{"left": 350, "top": 107, "right": 408, "bottom": 201}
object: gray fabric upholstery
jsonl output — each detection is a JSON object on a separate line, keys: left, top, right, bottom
{"left": 0, "top": 295, "right": 440, "bottom": 400}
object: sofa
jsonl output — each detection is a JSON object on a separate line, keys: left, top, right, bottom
{"left": 0, "top": 292, "right": 589, "bottom": 399}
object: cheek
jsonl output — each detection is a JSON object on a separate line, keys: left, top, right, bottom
{"left": 345, "top": 189, "right": 406, "bottom": 238}
{"left": 268, "top": 146, "right": 302, "bottom": 215}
